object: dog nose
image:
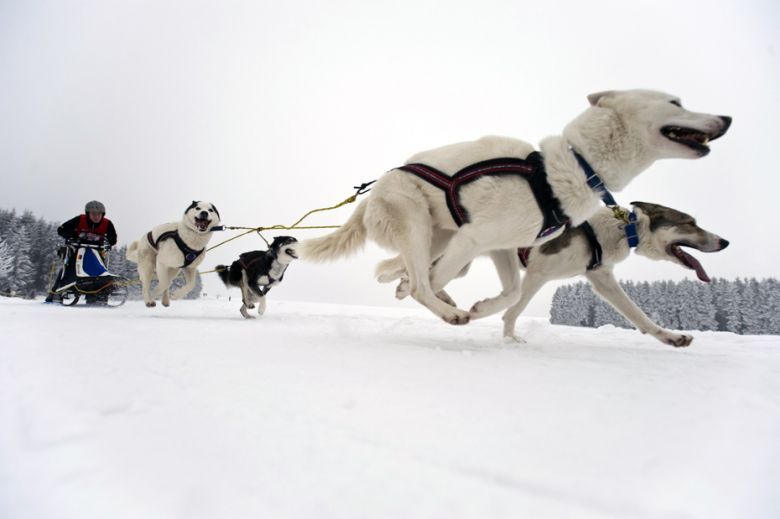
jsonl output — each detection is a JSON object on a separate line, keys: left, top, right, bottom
{"left": 719, "top": 238, "right": 730, "bottom": 250}
{"left": 199, "top": 211, "right": 208, "bottom": 218}
{"left": 719, "top": 116, "right": 732, "bottom": 131}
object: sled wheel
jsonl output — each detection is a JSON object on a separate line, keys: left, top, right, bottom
{"left": 61, "top": 290, "right": 80, "bottom": 306}
{"left": 106, "top": 284, "right": 128, "bottom": 307}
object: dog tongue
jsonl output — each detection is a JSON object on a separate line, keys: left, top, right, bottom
{"left": 675, "top": 247, "right": 711, "bottom": 283}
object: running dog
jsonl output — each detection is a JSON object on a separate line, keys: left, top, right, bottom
{"left": 377, "top": 202, "right": 729, "bottom": 347}
{"left": 126, "top": 201, "right": 221, "bottom": 307}
{"left": 300, "top": 89, "right": 732, "bottom": 325}
{"left": 216, "top": 236, "right": 299, "bottom": 319}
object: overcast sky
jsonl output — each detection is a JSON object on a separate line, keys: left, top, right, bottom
{"left": 1, "top": 0, "right": 778, "bottom": 317}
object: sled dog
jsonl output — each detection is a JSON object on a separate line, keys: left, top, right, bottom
{"left": 126, "top": 201, "right": 221, "bottom": 307}
{"left": 377, "top": 202, "right": 729, "bottom": 347}
{"left": 301, "top": 89, "right": 731, "bottom": 324}
{"left": 216, "top": 236, "right": 299, "bottom": 319}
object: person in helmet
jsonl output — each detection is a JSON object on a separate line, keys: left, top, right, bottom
{"left": 45, "top": 201, "right": 118, "bottom": 303}
{"left": 56, "top": 200, "right": 118, "bottom": 246}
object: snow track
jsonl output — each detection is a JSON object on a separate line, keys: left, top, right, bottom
{"left": 1, "top": 298, "right": 779, "bottom": 519}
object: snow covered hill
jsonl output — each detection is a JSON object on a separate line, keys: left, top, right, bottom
{"left": 1, "top": 297, "right": 779, "bottom": 519}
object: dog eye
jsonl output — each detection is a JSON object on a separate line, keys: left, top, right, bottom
{"left": 195, "top": 207, "right": 201, "bottom": 211}
{"left": 669, "top": 100, "right": 682, "bottom": 107}
{"left": 208, "top": 209, "right": 213, "bottom": 212}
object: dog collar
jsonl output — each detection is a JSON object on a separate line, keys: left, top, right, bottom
{"left": 607, "top": 207, "right": 639, "bottom": 248}
{"left": 624, "top": 210, "right": 639, "bottom": 248}
{"left": 570, "top": 147, "right": 618, "bottom": 207}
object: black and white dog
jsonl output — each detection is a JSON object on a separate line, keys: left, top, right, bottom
{"left": 216, "top": 236, "right": 299, "bottom": 319}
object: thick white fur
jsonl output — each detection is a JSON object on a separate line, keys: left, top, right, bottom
{"left": 380, "top": 204, "right": 728, "bottom": 346}
{"left": 301, "top": 90, "right": 730, "bottom": 324}
{"left": 126, "top": 202, "right": 221, "bottom": 307}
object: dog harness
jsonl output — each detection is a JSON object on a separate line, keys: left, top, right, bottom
{"left": 238, "top": 250, "right": 288, "bottom": 297}
{"left": 517, "top": 221, "right": 603, "bottom": 271}
{"left": 398, "top": 152, "right": 569, "bottom": 239}
{"left": 517, "top": 209, "right": 639, "bottom": 271}
{"left": 146, "top": 230, "right": 204, "bottom": 268}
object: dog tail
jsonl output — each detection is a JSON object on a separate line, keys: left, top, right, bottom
{"left": 216, "top": 265, "right": 230, "bottom": 287}
{"left": 299, "top": 199, "right": 368, "bottom": 262}
{"left": 125, "top": 240, "right": 139, "bottom": 263}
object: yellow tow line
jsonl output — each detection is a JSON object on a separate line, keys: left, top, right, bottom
{"left": 9, "top": 183, "right": 373, "bottom": 298}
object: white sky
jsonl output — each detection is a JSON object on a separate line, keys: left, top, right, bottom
{"left": 1, "top": 0, "right": 778, "bottom": 316}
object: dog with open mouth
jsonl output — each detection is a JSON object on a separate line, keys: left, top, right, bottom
{"left": 378, "top": 202, "right": 729, "bottom": 347}
{"left": 216, "top": 236, "right": 299, "bottom": 319}
{"left": 126, "top": 201, "right": 221, "bottom": 307}
{"left": 300, "top": 89, "right": 731, "bottom": 325}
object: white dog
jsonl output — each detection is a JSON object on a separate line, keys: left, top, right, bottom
{"left": 377, "top": 202, "right": 730, "bottom": 346}
{"left": 301, "top": 89, "right": 731, "bottom": 324}
{"left": 126, "top": 201, "right": 221, "bottom": 307}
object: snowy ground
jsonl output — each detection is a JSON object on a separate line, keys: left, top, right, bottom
{"left": 1, "top": 297, "right": 779, "bottom": 519}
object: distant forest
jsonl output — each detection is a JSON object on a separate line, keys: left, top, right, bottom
{"left": 551, "top": 278, "right": 779, "bottom": 335}
{"left": 0, "top": 208, "right": 200, "bottom": 299}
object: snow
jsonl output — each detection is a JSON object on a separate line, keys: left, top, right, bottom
{"left": 1, "top": 297, "right": 779, "bottom": 519}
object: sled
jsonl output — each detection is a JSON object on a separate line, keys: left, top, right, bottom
{"left": 50, "top": 242, "right": 128, "bottom": 307}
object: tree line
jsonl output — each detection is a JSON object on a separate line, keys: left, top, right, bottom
{"left": 0, "top": 208, "right": 200, "bottom": 299}
{"left": 550, "top": 278, "right": 780, "bottom": 335}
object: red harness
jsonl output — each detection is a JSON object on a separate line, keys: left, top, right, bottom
{"left": 398, "top": 153, "right": 568, "bottom": 238}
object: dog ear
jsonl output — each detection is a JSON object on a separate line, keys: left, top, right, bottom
{"left": 210, "top": 204, "right": 220, "bottom": 220}
{"left": 630, "top": 201, "right": 658, "bottom": 216}
{"left": 587, "top": 91, "right": 615, "bottom": 106}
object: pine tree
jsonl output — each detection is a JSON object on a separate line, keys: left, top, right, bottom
{"left": 676, "top": 279, "right": 699, "bottom": 330}
{"left": 0, "top": 209, "right": 16, "bottom": 241}
{"left": 28, "top": 217, "right": 60, "bottom": 293}
{"left": 109, "top": 245, "right": 148, "bottom": 299}
{"left": 756, "top": 279, "right": 778, "bottom": 335}
{"left": 711, "top": 278, "right": 741, "bottom": 332}
{"left": 0, "top": 237, "right": 13, "bottom": 289}
{"left": 593, "top": 281, "right": 630, "bottom": 328}
{"left": 740, "top": 278, "right": 762, "bottom": 334}
{"left": 763, "top": 279, "right": 780, "bottom": 335}
{"left": 7, "top": 224, "right": 36, "bottom": 296}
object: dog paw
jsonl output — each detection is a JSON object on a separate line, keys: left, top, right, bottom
{"left": 395, "top": 280, "right": 410, "bottom": 300}
{"left": 246, "top": 303, "right": 255, "bottom": 309}
{"left": 442, "top": 310, "right": 470, "bottom": 325}
{"left": 145, "top": 301, "right": 156, "bottom": 308}
{"left": 503, "top": 334, "right": 527, "bottom": 344}
{"left": 663, "top": 333, "right": 693, "bottom": 347}
{"left": 162, "top": 300, "right": 170, "bottom": 307}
